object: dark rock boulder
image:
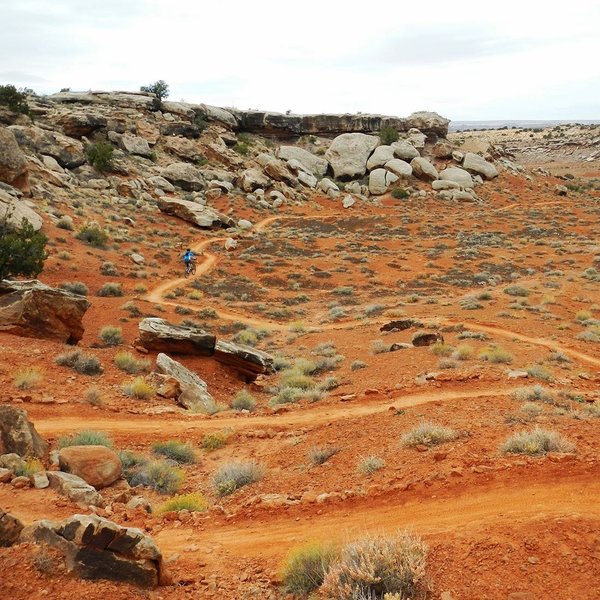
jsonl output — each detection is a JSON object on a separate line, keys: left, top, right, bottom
{"left": 0, "top": 508, "right": 24, "bottom": 547}
{"left": 58, "top": 113, "right": 107, "bottom": 138}
{"left": 214, "top": 339, "right": 275, "bottom": 382}
{"left": 138, "top": 318, "right": 216, "bottom": 355}
{"left": 0, "top": 280, "right": 90, "bottom": 344}
{"left": 380, "top": 319, "right": 421, "bottom": 332}
{"left": 412, "top": 332, "right": 444, "bottom": 347}
{"left": 0, "top": 406, "right": 48, "bottom": 458}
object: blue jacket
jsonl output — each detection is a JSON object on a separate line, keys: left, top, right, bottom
{"left": 183, "top": 251, "right": 195, "bottom": 263}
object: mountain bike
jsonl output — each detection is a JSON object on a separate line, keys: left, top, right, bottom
{"left": 184, "top": 259, "right": 197, "bottom": 278}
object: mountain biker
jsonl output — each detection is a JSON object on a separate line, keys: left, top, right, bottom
{"left": 182, "top": 248, "right": 196, "bottom": 273}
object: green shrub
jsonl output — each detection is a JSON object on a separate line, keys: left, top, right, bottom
{"left": 58, "top": 430, "right": 113, "bottom": 448}
{"left": 511, "top": 385, "right": 554, "bottom": 403}
{"left": 56, "top": 216, "right": 74, "bottom": 230}
{"left": 113, "top": 351, "right": 150, "bottom": 374}
{"left": 213, "top": 461, "right": 264, "bottom": 496}
{"left": 201, "top": 431, "right": 229, "bottom": 451}
{"left": 14, "top": 457, "right": 44, "bottom": 477}
{"left": 13, "top": 367, "right": 43, "bottom": 390}
{"left": 99, "top": 325, "right": 123, "bottom": 346}
{"left": 269, "top": 386, "right": 303, "bottom": 405}
{"left": 122, "top": 377, "right": 155, "bottom": 399}
{"left": 55, "top": 349, "right": 103, "bottom": 375}
{"left": 281, "top": 371, "right": 316, "bottom": 390}
{"left": 401, "top": 422, "right": 457, "bottom": 447}
{"left": 59, "top": 281, "right": 88, "bottom": 296}
{"left": 84, "top": 386, "right": 103, "bottom": 406}
{"left": 351, "top": 360, "right": 368, "bottom": 371}
{"left": 126, "top": 459, "right": 184, "bottom": 494}
{"left": 76, "top": 223, "right": 108, "bottom": 248}
{"left": 478, "top": 346, "right": 513, "bottom": 364}
{"left": 231, "top": 389, "right": 257, "bottom": 411}
{"left": 152, "top": 440, "right": 196, "bottom": 464}
{"left": 379, "top": 126, "right": 399, "bottom": 145}
{"left": 100, "top": 261, "right": 118, "bottom": 276}
{"left": 320, "top": 532, "right": 429, "bottom": 599}
{"left": 391, "top": 187, "right": 410, "bottom": 199}
{"left": 501, "top": 428, "right": 575, "bottom": 455}
{"left": 504, "top": 285, "right": 530, "bottom": 297}
{"left": 0, "top": 84, "right": 30, "bottom": 114}
{"left": 97, "top": 282, "right": 123, "bottom": 297}
{"left": 431, "top": 342, "right": 454, "bottom": 357}
{"left": 526, "top": 364, "right": 553, "bottom": 382}
{"left": 0, "top": 216, "right": 47, "bottom": 280}
{"left": 357, "top": 455, "right": 385, "bottom": 475}
{"left": 158, "top": 492, "right": 208, "bottom": 514}
{"left": 280, "top": 544, "right": 338, "bottom": 596}
{"left": 86, "top": 141, "right": 114, "bottom": 172}
{"left": 575, "top": 310, "right": 592, "bottom": 323}
{"left": 308, "top": 446, "right": 339, "bottom": 466}
{"left": 453, "top": 343, "right": 474, "bottom": 360}
{"left": 140, "top": 80, "right": 169, "bottom": 102}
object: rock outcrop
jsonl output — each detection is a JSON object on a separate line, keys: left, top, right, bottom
{"left": 214, "top": 340, "right": 275, "bottom": 382}
{"left": 0, "top": 280, "right": 90, "bottom": 344}
{"left": 58, "top": 446, "right": 122, "bottom": 489}
{"left": 138, "top": 318, "right": 216, "bottom": 355}
{"left": 0, "top": 508, "right": 23, "bottom": 547}
{"left": 277, "top": 146, "right": 328, "bottom": 177}
{"left": 325, "top": 133, "right": 380, "bottom": 179}
{"left": 0, "top": 187, "right": 43, "bottom": 230}
{"left": 0, "top": 406, "right": 48, "bottom": 458}
{"left": 46, "top": 471, "right": 104, "bottom": 507}
{"left": 160, "top": 162, "right": 205, "bottom": 191}
{"left": 462, "top": 152, "right": 498, "bottom": 179}
{"left": 157, "top": 196, "right": 234, "bottom": 228}
{"left": 0, "top": 128, "right": 29, "bottom": 192}
{"left": 21, "top": 514, "right": 169, "bottom": 587}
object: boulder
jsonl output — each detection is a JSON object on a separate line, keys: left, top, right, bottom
{"left": 277, "top": 146, "right": 328, "bottom": 177}
{"left": 297, "top": 171, "right": 318, "bottom": 188}
{"left": 384, "top": 159, "right": 412, "bottom": 178}
{"left": 159, "top": 121, "right": 200, "bottom": 139}
{"left": 462, "top": 152, "right": 498, "bottom": 179}
{"left": 58, "top": 446, "right": 122, "bottom": 489}
{"left": 404, "top": 111, "right": 450, "bottom": 139}
{"left": 369, "top": 168, "right": 399, "bottom": 195}
{"left": 58, "top": 113, "right": 107, "bottom": 138}
{"left": 9, "top": 125, "right": 86, "bottom": 169}
{"left": 0, "top": 406, "right": 48, "bottom": 458}
{"left": 318, "top": 178, "right": 340, "bottom": 196}
{"left": 157, "top": 197, "right": 234, "bottom": 228}
{"left": 407, "top": 128, "right": 427, "bottom": 149}
{"left": 138, "top": 318, "right": 216, "bottom": 355}
{"left": 0, "top": 508, "right": 23, "bottom": 547}
{"left": 147, "top": 175, "right": 175, "bottom": 193}
{"left": 366, "top": 145, "right": 395, "bottom": 171}
{"left": 162, "top": 136, "right": 206, "bottom": 163}
{"left": 239, "top": 168, "right": 270, "bottom": 192}
{"left": 412, "top": 332, "right": 444, "bottom": 347}
{"left": 160, "top": 162, "right": 205, "bottom": 191}
{"left": 0, "top": 453, "right": 24, "bottom": 471}
{"left": 20, "top": 514, "right": 168, "bottom": 587}
{"left": 263, "top": 159, "right": 298, "bottom": 187}
{"left": 432, "top": 180, "right": 460, "bottom": 191}
{"left": 391, "top": 140, "right": 420, "bottom": 161}
{"left": 214, "top": 340, "right": 275, "bottom": 382}
{"left": 380, "top": 319, "right": 420, "bottom": 332}
{"left": 0, "top": 188, "right": 43, "bottom": 230}
{"left": 342, "top": 195, "right": 356, "bottom": 208}
{"left": 154, "top": 353, "right": 216, "bottom": 412}
{"left": 119, "top": 134, "right": 152, "bottom": 157}
{"left": 0, "top": 280, "right": 90, "bottom": 344}
{"left": 325, "top": 133, "right": 380, "bottom": 179}
{"left": 432, "top": 140, "right": 454, "bottom": 158}
{"left": 437, "top": 167, "right": 474, "bottom": 188}
{"left": 47, "top": 471, "right": 104, "bottom": 507}
{"left": 410, "top": 157, "right": 438, "bottom": 181}
{"left": 0, "top": 128, "right": 29, "bottom": 192}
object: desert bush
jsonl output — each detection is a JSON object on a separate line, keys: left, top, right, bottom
{"left": 438, "top": 358, "right": 458, "bottom": 369}
{"left": 281, "top": 370, "right": 316, "bottom": 390}
{"left": 313, "top": 355, "right": 344, "bottom": 373}
{"left": 0, "top": 84, "right": 30, "bottom": 114}
{"left": 231, "top": 389, "right": 257, "bottom": 411}
{"left": 272, "top": 355, "right": 292, "bottom": 371}
{"left": 100, "top": 261, "right": 118, "bottom": 276}
{"left": 84, "top": 386, "right": 103, "bottom": 406}
{"left": 319, "top": 376, "right": 340, "bottom": 391}
{"left": 56, "top": 215, "right": 74, "bottom": 230}
{"left": 320, "top": 532, "right": 429, "bottom": 599}
{"left": 0, "top": 216, "right": 47, "bottom": 280}
{"left": 213, "top": 461, "right": 264, "bottom": 496}
{"left": 501, "top": 427, "right": 574, "bottom": 455}
{"left": 113, "top": 351, "right": 150, "bottom": 374}
{"left": 55, "top": 349, "right": 103, "bottom": 375}
{"left": 97, "top": 282, "right": 123, "bottom": 297}
{"left": 357, "top": 455, "right": 385, "bottom": 475}
{"left": 452, "top": 343, "right": 474, "bottom": 360}
{"left": 401, "top": 422, "right": 457, "bottom": 447}
{"left": 504, "top": 285, "right": 530, "bottom": 297}
{"left": 372, "top": 340, "right": 390, "bottom": 354}
{"left": 351, "top": 360, "right": 368, "bottom": 371}
{"left": 121, "top": 301, "right": 142, "bottom": 316}
{"left": 526, "top": 364, "right": 553, "bottom": 382}
{"left": 86, "top": 141, "right": 114, "bottom": 172}
{"left": 76, "top": 223, "right": 108, "bottom": 247}
{"left": 99, "top": 325, "right": 123, "bottom": 346}
{"left": 152, "top": 440, "right": 196, "bottom": 464}
{"left": 457, "top": 330, "right": 488, "bottom": 340}
{"left": 575, "top": 310, "right": 592, "bottom": 323}
{"left": 59, "top": 281, "right": 88, "bottom": 296}
{"left": 521, "top": 402, "right": 543, "bottom": 418}
{"left": 201, "top": 431, "right": 229, "bottom": 451}
{"left": 270, "top": 386, "right": 303, "bottom": 405}
{"left": 459, "top": 296, "right": 483, "bottom": 310}
{"left": 280, "top": 544, "right": 338, "bottom": 596}
{"left": 379, "top": 126, "right": 399, "bottom": 145}
{"left": 511, "top": 385, "right": 554, "bottom": 403}
{"left": 122, "top": 377, "right": 155, "bottom": 399}
{"left": 308, "top": 446, "right": 339, "bottom": 466}
{"left": 58, "top": 430, "right": 113, "bottom": 449}
{"left": 391, "top": 187, "right": 410, "bottom": 199}
{"left": 14, "top": 457, "right": 44, "bottom": 477}
{"left": 158, "top": 492, "right": 208, "bottom": 514}
{"left": 576, "top": 327, "right": 600, "bottom": 343}
{"left": 13, "top": 367, "right": 43, "bottom": 390}
{"left": 431, "top": 342, "right": 454, "bottom": 357}
{"left": 478, "top": 346, "right": 513, "bottom": 364}
{"left": 126, "top": 459, "right": 184, "bottom": 494}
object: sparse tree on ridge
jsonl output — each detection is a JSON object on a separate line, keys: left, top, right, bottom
{"left": 140, "top": 80, "right": 170, "bottom": 110}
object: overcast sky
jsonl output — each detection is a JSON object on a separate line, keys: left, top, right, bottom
{"left": 2, "top": 0, "right": 599, "bottom": 120}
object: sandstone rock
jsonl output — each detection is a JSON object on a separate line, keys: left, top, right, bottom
{"left": 384, "top": 159, "right": 412, "bottom": 178}
{"left": 119, "top": 134, "right": 152, "bottom": 157}
{"left": 30, "top": 471, "right": 50, "bottom": 489}
{"left": 0, "top": 188, "right": 43, "bottom": 230}
{"left": 297, "top": 170, "right": 317, "bottom": 188}
{"left": 147, "top": 175, "right": 175, "bottom": 193}
{"left": 157, "top": 196, "right": 234, "bottom": 228}
{"left": 0, "top": 406, "right": 48, "bottom": 458}
{"left": 410, "top": 157, "right": 438, "bottom": 181}
{"left": 154, "top": 353, "right": 216, "bottom": 412}
{"left": 9, "top": 125, "right": 86, "bottom": 169}
{"left": 58, "top": 446, "right": 122, "bottom": 489}
{"left": 239, "top": 168, "right": 270, "bottom": 192}
{"left": 263, "top": 159, "right": 298, "bottom": 187}
{"left": 138, "top": 318, "right": 216, "bottom": 355}
{"left": 412, "top": 332, "right": 444, "bottom": 346}
{"left": 0, "top": 453, "right": 24, "bottom": 471}
{"left": 214, "top": 340, "right": 275, "bottom": 382}
{"left": 342, "top": 195, "right": 356, "bottom": 208}
{"left": 366, "top": 145, "right": 395, "bottom": 170}
{"left": 432, "top": 180, "right": 460, "bottom": 190}
{"left": 21, "top": 514, "right": 167, "bottom": 587}
{"left": 407, "top": 128, "right": 427, "bottom": 149}
{"left": 391, "top": 140, "right": 420, "bottom": 161}
{"left": 555, "top": 184, "right": 568, "bottom": 196}
{"left": 0, "top": 508, "right": 23, "bottom": 547}
{"left": 380, "top": 319, "right": 419, "bottom": 332}
{"left": 161, "top": 162, "right": 205, "bottom": 191}
{"left": 126, "top": 496, "right": 152, "bottom": 512}
{"left": 405, "top": 111, "right": 450, "bottom": 139}
{"left": 0, "top": 468, "right": 12, "bottom": 483}
{"left": 0, "top": 128, "right": 29, "bottom": 192}
{"left": 162, "top": 136, "right": 206, "bottom": 163}
{"left": 0, "top": 280, "right": 90, "bottom": 344}
{"left": 238, "top": 219, "right": 253, "bottom": 229}
{"left": 437, "top": 167, "right": 474, "bottom": 188}
{"left": 277, "top": 146, "right": 328, "bottom": 177}
{"left": 58, "top": 113, "right": 107, "bottom": 138}
{"left": 192, "top": 103, "right": 238, "bottom": 129}
{"left": 462, "top": 152, "right": 498, "bottom": 179}
{"left": 159, "top": 121, "right": 200, "bottom": 139}
{"left": 224, "top": 238, "right": 238, "bottom": 250}
{"left": 432, "top": 140, "right": 455, "bottom": 158}
{"left": 130, "top": 253, "right": 144, "bottom": 265}
{"left": 47, "top": 471, "right": 104, "bottom": 507}
{"left": 325, "top": 133, "right": 379, "bottom": 179}
{"left": 369, "top": 168, "right": 399, "bottom": 195}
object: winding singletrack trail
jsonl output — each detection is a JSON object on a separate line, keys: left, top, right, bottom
{"left": 142, "top": 214, "right": 600, "bottom": 368}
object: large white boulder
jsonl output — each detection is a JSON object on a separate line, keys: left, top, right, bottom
{"left": 410, "top": 157, "right": 438, "bottom": 181}
{"left": 277, "top": 146, "right": 328, "bottom": 177}
{"left": 462, "top": 153, "right": 498, "bottom": 179}
{"left": 391, "top": 140, "right": 420, "bottom": 161}
{"left": 325, "top": 133, "right": 379, "bottom": 179}
{"left": 369, "top": 168, "right": 399, "bottom": 195}
{"left": 366, "top": 145, "right": 395, "bottom": 171}
{"left": 437, "top": 167, "right": 474, "bottom": 188}
{"left": 384, "top": 159, "right": 412, "bottom": 178}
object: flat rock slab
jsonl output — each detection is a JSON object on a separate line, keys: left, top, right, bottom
{"left": 157, "top": 196, "right": 234, "bottom": 228}
{"left": 214, "top": 340, "right": 275, "bottom": 382}
{"left": 138, "top": 318, "right": 216, "bottom": 355}
{"left": 47, "top": 471, "right": 104, "bottom": 507}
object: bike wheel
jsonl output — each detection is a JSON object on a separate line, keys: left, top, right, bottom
{"left": 190, "top": 263, "right": 197, "bottom": 276}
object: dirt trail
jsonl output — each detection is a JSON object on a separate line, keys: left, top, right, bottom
{"left": 156, "top": 473, "right": 600, "bottom": 560}
{"left": 35, "top": 387, "right": 514, "bottom": 437}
